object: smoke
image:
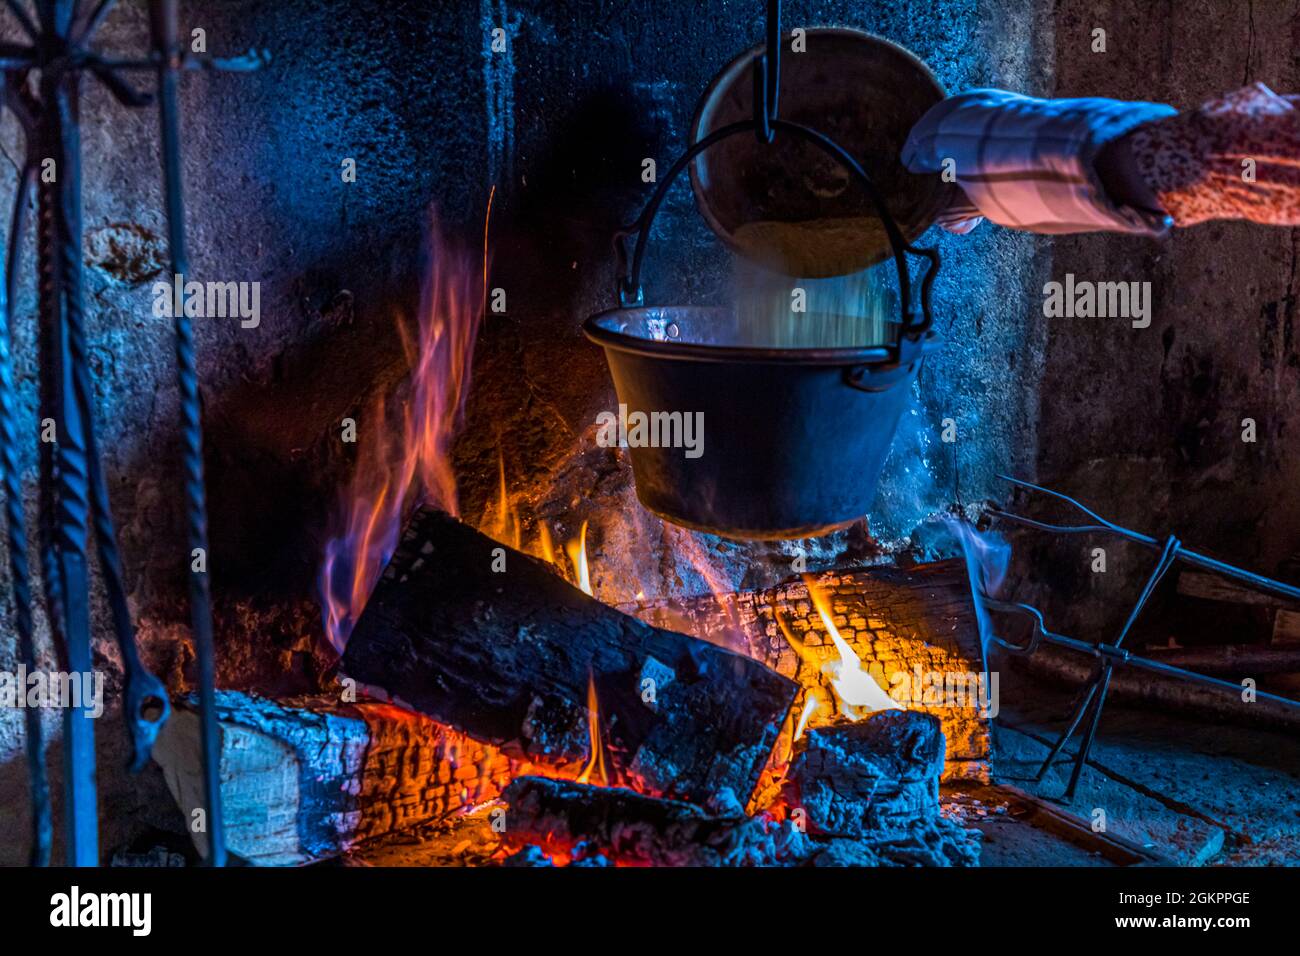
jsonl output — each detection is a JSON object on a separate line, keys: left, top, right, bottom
{"left": 943, "top": 517, "right": 1012, "bottom": 669}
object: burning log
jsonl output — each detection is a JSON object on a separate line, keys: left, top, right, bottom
{"left": 152, "top": 690, "right": 526, "bottom": 865}
{"left": 503, "top": 729, "right": 981, "bottom": 868}
{"left": 500, "top": 776, "right": 811, "bottom": 866}
{"left": 631, "top": 559, "right": 993, "bottom": 782}
{"left": 340, "top": 507, "right": 798, "bottom": 807}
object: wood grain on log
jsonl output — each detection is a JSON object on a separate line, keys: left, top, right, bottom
{"left": 340, "top": 508, "right": 798, "bottom": 807}
{"left": 629, "top": 559, "right": 992, "bottom": 782}
{"left": 152, "top": 690, "right": 528, "bottom": 865}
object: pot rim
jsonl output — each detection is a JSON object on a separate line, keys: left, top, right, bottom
{"left": 584, "top": 305, "right": 940, "bottom": 366}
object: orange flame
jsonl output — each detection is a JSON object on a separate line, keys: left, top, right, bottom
{"left": 774, "top": 610, "right": 831, "bottom": 739}
{"left": 575, "top": 672, "right": 609, "bottom": 786}
{"left": 565, "top": 520, "right": 592, "bottom": 596}
{"left": 319, "top": 213, "right": 485, "bottom": 654}
{"left": 803, "top": 575, "right": 901, "bottom": 719}
{"left": 484, "top": 445, "right": 522, "bottom": 550}
{"left": 537, "top": 522, "right": 556, "bottom": 565}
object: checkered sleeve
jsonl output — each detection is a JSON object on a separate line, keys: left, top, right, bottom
{"left": 902, "top": 89, "right": 1178, "bottom": 235}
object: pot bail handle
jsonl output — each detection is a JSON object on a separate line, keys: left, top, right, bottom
{"left": 612, "top": 228, "right": 644, "bottom": 308}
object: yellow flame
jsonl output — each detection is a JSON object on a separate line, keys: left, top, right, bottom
{"left": 793, "top": 695, "right": 819, "bottom": 741}
{"left": 575, "top": 673, "right": 608, "bottom": 786}
{"left": 537, "top": 522, "right": 556, "bottom": 565}
{"left": 485, "top": 445, "right": 522, "bottom": 550}
{"left": 776, "top": 609, "right": 816, "bottom": 667}
{"left": 804, "top": 575, "right": 901, "bottom": 719}
{"left": 566, "top": 521, "right": 591, "bottom": 596}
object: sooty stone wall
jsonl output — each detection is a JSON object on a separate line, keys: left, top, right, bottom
{"left": 1011, "top": 1, "right": 1300, "bottom": 640}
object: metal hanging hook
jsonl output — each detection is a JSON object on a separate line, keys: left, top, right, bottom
{"left": 751, "top": 0, "right": 781, "bottom": 143}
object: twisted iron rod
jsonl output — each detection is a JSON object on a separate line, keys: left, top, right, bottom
{"left": 149, "top": 0, "right": 225, "bottom": 867}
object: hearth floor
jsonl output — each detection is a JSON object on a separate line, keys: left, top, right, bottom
{"left": 988, "top": 689, "right": 1300, "bottom": 866}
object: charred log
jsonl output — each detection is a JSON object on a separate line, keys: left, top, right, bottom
{"left": 340, "top": 507, "right": 798, "bottom": 807}
{"left": 787, "top": 711, "right": 946, "bottom": 835}
{"left": 785, "top": 711, "right": 981, "bottom": 866}
{"left": 152, "top": 690, "right": 524, "bottom": 865}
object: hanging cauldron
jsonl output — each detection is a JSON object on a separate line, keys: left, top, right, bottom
{"left": 584, "top": 8, "right": 946, "bottom": 540}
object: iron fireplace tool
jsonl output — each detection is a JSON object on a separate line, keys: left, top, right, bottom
{"left": 0, "top": 68, "right": 49, "bottom": 866}
{"left": 980, "top": 475, "right": 1300, "bottom": 800}
{"left": 0, "top": 0, "right": 264, "bottom": 866}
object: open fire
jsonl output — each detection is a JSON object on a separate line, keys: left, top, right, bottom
{"left": 2, "top": 0, "right": 1295, "bottom": 909}
{"left": 269, "top": 214, "right": 991, "bottom": 868}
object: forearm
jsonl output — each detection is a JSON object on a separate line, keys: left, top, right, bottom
{"left": 1126, "top": 83, "right": 1300, "bottom": 227}
{"left": 902, "top": 89, "right": 1177, "bottom": 235}
{"left": 905, "top": 83, "right": 1300, "bottom": 235}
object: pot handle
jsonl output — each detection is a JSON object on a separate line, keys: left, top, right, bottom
{"left": 612, "top": 117, "right": 941, "bottom": 343}
{"left": 844, "top": 334, "right": 929, "bottom": 392}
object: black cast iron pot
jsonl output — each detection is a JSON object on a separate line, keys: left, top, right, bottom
{"left": 584, "top": 307, "right": 939, "bottom": 539}
{"left": 585, "top": 21, "right": 942, "bottom": 540}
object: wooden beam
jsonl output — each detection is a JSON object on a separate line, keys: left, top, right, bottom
{"left": 1177, "top": 571, "right": 1300, "bottom": 610}
{"left": 975, "top": 784, "right": 1175, "bottom": 866}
